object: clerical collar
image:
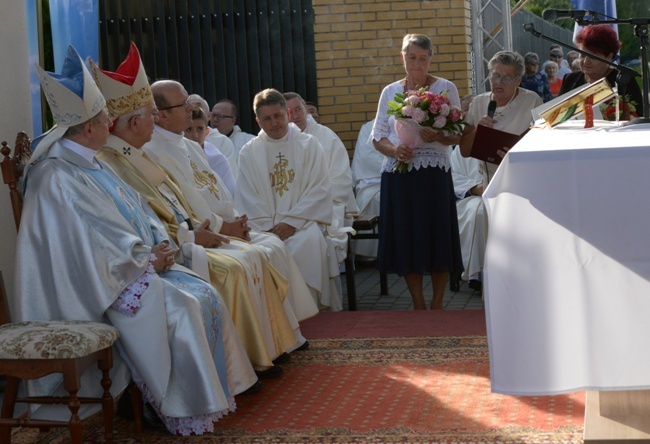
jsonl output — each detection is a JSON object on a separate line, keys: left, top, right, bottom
{"left": 154, "top": 125, "right": 184, "bottom": 143}
{"left": 105, "top": 134, "right": 168, "bottom": 187}
{"left": 60, "top": 137, "right": 99, "bottom": 166}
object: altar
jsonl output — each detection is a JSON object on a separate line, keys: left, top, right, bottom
{"left": 482, "top": 121, "right": 650, "bottom": 441}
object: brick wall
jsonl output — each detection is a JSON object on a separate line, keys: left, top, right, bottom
{"left": 312, "top": 0, "right": 472, "bottom": 158}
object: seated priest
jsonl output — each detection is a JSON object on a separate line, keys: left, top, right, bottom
{"left": 16, "top": 45, "right": 256, "bottom": 436}
{"left": 283, "top": 92, "right": 359, "bottom": 264}
{"left": 350, "top": 118, "right": 381, "bottom": 259}
{"left": 236, "top": 88, "right": 342, "bottom": 311}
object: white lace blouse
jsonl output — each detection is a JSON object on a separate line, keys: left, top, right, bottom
{"left": 371, "top": 78, "right": 461, "bottom": 174}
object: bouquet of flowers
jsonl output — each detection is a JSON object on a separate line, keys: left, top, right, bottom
{"left": 387, "top": 88, "right": 466, "bottom": 173}
{"left": 599, "top": 95, "right": 638, "bottom": 121}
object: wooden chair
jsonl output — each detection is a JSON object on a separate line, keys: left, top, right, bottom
{"left": 0, "top": 132, "right": 122, "bottom": 443}
{"left": 344, "top": 215, "right": 388, "bottom": 310}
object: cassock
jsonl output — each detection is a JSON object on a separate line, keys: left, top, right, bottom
{"left": 236, "top": 123, "right": 341, "bottom": 311}
{"left": 304, "top": 115, "right": 358, "bottom": 263}
{"left": 450, "top": 147, "right": 488, "bottom": 281}
{"left": 206, "top": 129, "right": 239, "bottom": 180}
{"left": 16, "top": 139, "right": 255, "bottom": 435}
{"left": 203, "top": 139, "right": 236, "bottom": 197}
{"left": 350, "top": 119, "right": 382, "bottom": 258}
{"left": 142, "top": 128, "right": 312, "bottom": 357}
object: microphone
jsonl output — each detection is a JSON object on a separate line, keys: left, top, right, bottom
{"left": 487, "top": 100, "right": 497, "bottom": 119}
{"left": 542, "top": 9, "right": 589, "bottom": 21}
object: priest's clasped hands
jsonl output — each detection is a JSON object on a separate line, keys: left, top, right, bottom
{"left": 267, "top": 222, "right": 296, "bottom": 241}
{"left": 193, "top": 219, "right": 231, "bottom": 248}
{"left": 152, "top": 242, "right": 175, "bottom": 273}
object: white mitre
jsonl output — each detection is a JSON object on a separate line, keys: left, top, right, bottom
{"left": 26, "top": 45, "right": 106, "bottom": 177}
{"left": 89, "top": 42, "right": 153, "bottom": 119}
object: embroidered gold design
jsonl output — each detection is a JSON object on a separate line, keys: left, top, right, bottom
{"left": 269, "top": 152, "right": 294, "bottom": 197}
{"left": 190, "top": 159, "right": 220, "bottom": 199}
{"left": 103, "top": 85, "right": 153, "bottom": 117}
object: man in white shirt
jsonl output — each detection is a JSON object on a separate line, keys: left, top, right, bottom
{"left": 211, "top": 99, "right": 255, "bottom": 175}
{"left": 236, "top": 88, "right": 342, "bottom": 311}
{"left": 283, "top": 92, "right": 359, "bottom": 264}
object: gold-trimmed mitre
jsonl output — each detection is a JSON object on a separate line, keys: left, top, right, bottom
{"left": 89, "top": 42, "right": 153, "bottom": 118}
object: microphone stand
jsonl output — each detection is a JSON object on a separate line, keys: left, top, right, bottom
{"left": 524, "top": 22, "right": 649, "bottom": 125}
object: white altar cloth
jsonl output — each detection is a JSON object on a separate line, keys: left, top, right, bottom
{"left": 483, "top": 121, "right": 650, "bottom": 395}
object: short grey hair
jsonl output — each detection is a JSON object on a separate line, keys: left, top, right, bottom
{"left": 524, "top": 52, "right": 539, "bottom": 65}
{"left": 112, "top": 107, "right": 144, "bottom": 133}
{"left": 188, "top": 94, "right": 210, "bottom": 115}
{"left": 488, "top": 51, "right": 525, "bottom": 78}
{"left": 401, "top": 34, "right": 433, "bottom": 56}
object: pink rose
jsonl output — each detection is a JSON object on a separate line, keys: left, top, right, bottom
{"left": 433, "top": 115, "right": 447, "bottom": 128}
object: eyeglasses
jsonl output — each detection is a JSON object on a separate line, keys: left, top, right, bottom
{"left": 550, "top": 54, "right": 563, "bottom": 59}
{"left": 489, "top": 73, "right": 519, "bottom": 85}
{"left": 212, "top": 114, "right": 234, "bottom": 120}
{"left": 159, "top": 97, "right": 190, "bottom": 111}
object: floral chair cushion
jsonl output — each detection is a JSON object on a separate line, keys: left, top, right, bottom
{"left": 0, "top": 321, "right": 119, "bottom": 359}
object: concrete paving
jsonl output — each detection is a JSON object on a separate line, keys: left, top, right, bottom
{"left": 341, "top": 260, "right": 484, "bottom": 311}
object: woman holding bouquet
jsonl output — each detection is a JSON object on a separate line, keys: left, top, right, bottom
{"left": 371, "top": 34, "right": 464, "bottom": 310}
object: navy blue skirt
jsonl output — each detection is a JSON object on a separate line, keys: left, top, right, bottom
{"left": 377, "top": 166, "right": 464, "bottom": 276}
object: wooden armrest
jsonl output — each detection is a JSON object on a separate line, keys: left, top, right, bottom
{"left": 352, "top": 214, "right": 378, "bottom": 231}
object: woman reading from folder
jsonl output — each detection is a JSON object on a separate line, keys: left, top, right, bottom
{"left": 459, "top": 51, "right": 542, "bottom": 171}
{"left": 559, "top": 24, "right": 643, "bottom": 118}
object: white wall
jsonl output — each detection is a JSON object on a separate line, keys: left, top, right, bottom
{"left": 0, "top": 2, "right": 32, "bottom": 300}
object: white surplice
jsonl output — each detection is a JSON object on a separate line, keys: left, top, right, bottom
{"left": 350, "top": 119, "right": 381, "bottom": 258}
{"left": 303, "top": 115, "right": 358, "bottom": 263}
{"left": 203, "top": 139, "right": 236, "bottom": 198}
{"left": 450, "top": 147, "right": 488, "bottom": 280}
{"left": 236, "top": 123, "right": 341, "bottom": 311}
{"left": 206, "top": 128, "right": 239, "bottom": 180}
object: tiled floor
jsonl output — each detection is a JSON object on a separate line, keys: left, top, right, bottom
{"left": 341, "top": 260, "right": 484, "bottom": 311}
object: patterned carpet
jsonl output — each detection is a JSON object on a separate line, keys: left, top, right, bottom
{"left": 13, "top": 335, "right": 584, "bottom": 443}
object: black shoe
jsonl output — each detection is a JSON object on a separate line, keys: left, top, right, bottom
{"left": 272, "top": 352, "right": 291, "bottom": 365}
{"left": 468, "top": 279, "right": 482, "bottom": 292}
{"left": 295, "top": 340, "right": 310, "bottom": 352}
{"left": 143, "top": 403, "right": 167, "bottom": 431}
{"left": 255, "top": 365, "right": 283, "bottom": 380}
{"left": 117, "top": 390, "right": 134, "bottom": 420}
{"left": 239, "top": 380, "right": 263, "bottom": 396}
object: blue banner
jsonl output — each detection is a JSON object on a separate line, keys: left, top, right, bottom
{"left": 49, "top": 0, "right": 99, "bottom": 71}
{"left": 571, "top": 0, "right": 618, "bottom": 44}
{"left": 26, "top": 0, "right": 43, "bottom": 136}
{"left": 29, "top": 0, "right": 99, "bottom": 136}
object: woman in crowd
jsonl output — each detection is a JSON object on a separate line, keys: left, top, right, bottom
{"left": 520, "top": 52, "right": 551, "bottom": 102}
{"left": 560, "top": 24, "right": 643, "bottom": 117}
{"left": 544, "top": 60, "right": 562, "bottom": 98}
{"left": 371, "top": 34, "right": 463, "bottom": 310}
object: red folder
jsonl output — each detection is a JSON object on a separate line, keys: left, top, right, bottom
{"left": 470, "top": 125, "right": 529, "bottom": 165}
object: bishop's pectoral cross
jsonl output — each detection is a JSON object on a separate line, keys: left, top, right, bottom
{"left": 270, "top": 152, "right": 294, "bottom": 197}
